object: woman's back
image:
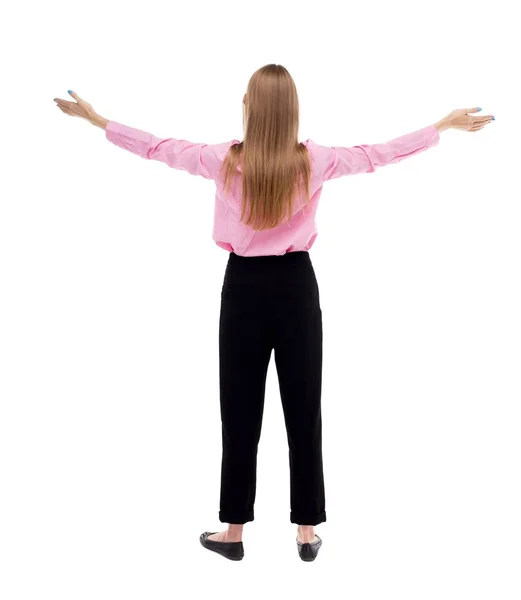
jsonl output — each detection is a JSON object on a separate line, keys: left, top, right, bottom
{"left": 104, "top": 121, "right": 440, "bottom": 256}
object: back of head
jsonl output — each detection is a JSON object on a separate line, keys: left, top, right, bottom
{"left": 220, "top": 64, "right": 311, "bottom": 231}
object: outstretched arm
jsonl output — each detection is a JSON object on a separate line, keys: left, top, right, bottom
{"left": 53, "top": 90, "right": 228, "bottom": 179}
{"left": 324, "top": 124, "right": 440, "bottom": 180}
{"left": 313, "top": 107, "right": 494, "bottom": 181}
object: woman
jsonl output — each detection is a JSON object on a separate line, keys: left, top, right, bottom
{"left": 54, "top": 64, "right": 494, "bottom": 562}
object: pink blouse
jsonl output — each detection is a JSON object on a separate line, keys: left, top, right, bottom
{"left": 105, "top": 121, "right": 440, "bottom": 256}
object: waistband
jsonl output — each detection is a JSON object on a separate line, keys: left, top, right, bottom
{"left": 225, "top": 251, "right": 315, "bottom": 284}
{"left": 228, "top": 250, "right": 311, "bottom": 265}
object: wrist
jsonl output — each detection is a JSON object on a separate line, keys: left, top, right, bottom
{"left": 434, "top": 117, "right": 450, "bottom": 133}
{"left": 90, "top": 114, "right": 109, "bottom": 129}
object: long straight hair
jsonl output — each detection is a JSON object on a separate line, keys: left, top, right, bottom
{"left": 219, "top": 64, "right": 311, "bottom": 231}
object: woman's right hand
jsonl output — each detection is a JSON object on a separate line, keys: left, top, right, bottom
{"left": 434, "top": 108, "right": 494, "bottom": 133}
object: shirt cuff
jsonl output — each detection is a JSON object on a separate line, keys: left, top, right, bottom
{"left": 105, "top": 120, "right": 123, "bottom": 141}
{"left": 423, "top": 124, "right": 440, "bottom": 148}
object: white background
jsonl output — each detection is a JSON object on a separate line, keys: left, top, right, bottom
{"left": 1, "top": 0, "right": 520, "bottom": 598}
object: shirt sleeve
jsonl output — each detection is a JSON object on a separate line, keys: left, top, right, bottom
{"left": 308, "top": 124, "right": 440, "bottom": 181}
{"left": 105, "top": 121, "right": 236, "bottom": 180}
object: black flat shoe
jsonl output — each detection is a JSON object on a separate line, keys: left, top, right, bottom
{"left": 199, "top": 532, "right": 244, "bottom": 561}
{"left": 297, "top": 534, "right": 322, "bottom": 562}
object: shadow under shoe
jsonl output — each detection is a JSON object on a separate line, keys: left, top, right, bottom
{"left": 199, "top": 532, "right": 244, "bottom": 561}
{"left": 297, "top": 534, "right": 323, "bottom": 562}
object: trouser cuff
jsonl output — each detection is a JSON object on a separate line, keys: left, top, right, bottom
{"left": 219, "top": 510, "right": 254, "bottom": 524}
{"left": 290, "top": 511, "right": 327, "bottom": 526}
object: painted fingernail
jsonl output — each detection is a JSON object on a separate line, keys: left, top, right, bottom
{"left": 68, "top": 90, "right": 72, "bottom": 94}
{"left": 492, "top": 116, "right": 495, "bottom": 120}
{"left": 477, "top": 107, "right": 482, "bottom": 111}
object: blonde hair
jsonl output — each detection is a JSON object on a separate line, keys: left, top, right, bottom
{"left": 219, "top": 64, "right": 311, "bottom": 231}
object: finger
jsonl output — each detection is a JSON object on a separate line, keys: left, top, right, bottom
{"left": 453, "top": 107, "right": 481, "bottom": 117}
{"left": 56, "top": 103, "right": 75, "bottom": 116}
{"left": 471, "top": 115, "right": 492, "bottom": 122}
{"left": 54, "top": 98, "right": 74, "bottom": 106}
{"left": 68, "top": 90, "right": 87, "bottom": 106}
{"left": 469, "top": 121, "right": 489, "bottom": 130}
{"left": 57, "top": 104, "right": 76, "bottom": 116}
{"left": 57, "top": 105, "right": 73, "bottom": 115}
{"left": 55, "top": 99, "right": 74, "bottom": 108}
{"left": 472, "top": 115, "right": 493, "bottom": 124}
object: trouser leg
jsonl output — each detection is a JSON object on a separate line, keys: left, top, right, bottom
{"left": 274, "top": 295, "right": 326, "bottom": 526}
{"left": 218, "top": 288, "right": 273, "bottom": 524}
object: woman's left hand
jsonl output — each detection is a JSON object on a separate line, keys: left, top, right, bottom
{"left": 54, "top": 91, "right": 108, "bottom": 129}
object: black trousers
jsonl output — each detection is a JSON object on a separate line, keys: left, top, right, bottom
{"left": 218, "top": 250, "right": 326, "bottom": 526}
